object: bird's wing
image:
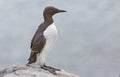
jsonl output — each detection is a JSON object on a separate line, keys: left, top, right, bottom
{"left": 28, "top": 23, "right": 46, "bottom": 64}
{"left": 31, "top": 34, "right": 46, "bottom": 52}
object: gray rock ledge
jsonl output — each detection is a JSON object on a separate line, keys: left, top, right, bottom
{"left": 0, "top": 65, "right": 80, "bottom": 77}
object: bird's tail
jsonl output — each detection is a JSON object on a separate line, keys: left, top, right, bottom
{"left": 27, "top": 51, "right": 38, "bottom": 64}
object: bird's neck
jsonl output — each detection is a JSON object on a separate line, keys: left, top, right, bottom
{"left": 44, "top": 15, "right": 54, "bottom": 24}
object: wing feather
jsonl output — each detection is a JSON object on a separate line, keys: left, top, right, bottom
{"left": 28, "top": 24, "right": 46, "bottom": 64}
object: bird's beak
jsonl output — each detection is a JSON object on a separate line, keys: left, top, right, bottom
{"left": 58, "top": 9, "right": 67, "bottom": 12}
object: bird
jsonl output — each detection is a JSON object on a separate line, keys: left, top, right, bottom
{"left": 27, "top": 6, "right": 66, "bottom": 75}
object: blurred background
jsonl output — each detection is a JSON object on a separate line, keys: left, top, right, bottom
{"left": 0, "top": 0, "right": 120, "bottom": 77}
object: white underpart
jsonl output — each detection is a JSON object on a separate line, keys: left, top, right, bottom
{"left": 34, "top": 23, "right": 57, "bottom": 66}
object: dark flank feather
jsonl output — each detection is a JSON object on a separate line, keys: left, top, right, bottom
{"left": 28, "top": 23, "right": 47, "bottom": 64}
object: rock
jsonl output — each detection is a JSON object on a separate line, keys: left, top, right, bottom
{"left": 0, "top": 65, "right": 80, "bottom": 77}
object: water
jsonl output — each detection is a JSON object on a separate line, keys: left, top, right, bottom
{"left": 0, "top": 0, "right": 120, "bottom": 77}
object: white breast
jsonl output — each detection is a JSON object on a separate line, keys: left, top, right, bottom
{"left": 44, "top": 23, "right": 57, "bottom": 39}
{"left": 35, "top": 23, "right": 57, "bottom": 66}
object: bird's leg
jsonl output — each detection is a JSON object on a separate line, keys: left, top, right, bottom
{"left": 41, "top": 65, "right": 57, "bottom": 75}
{"left": 44, "top": 64, "right": 61, "bottom": 71}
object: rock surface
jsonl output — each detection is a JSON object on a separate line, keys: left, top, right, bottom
{"left": 0, "top": 65, "right": 80, "bottom": 77}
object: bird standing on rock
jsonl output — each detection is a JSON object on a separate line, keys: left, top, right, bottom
{"left": 27, "top": 6, "right": 66, "bottom": 75}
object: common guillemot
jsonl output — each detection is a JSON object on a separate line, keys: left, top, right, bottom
{"left": 27, "top": 6, "right": 66, "bottom": 75}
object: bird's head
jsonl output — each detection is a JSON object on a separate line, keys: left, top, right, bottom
{"left": 43, "top": 6, "right": 66, "bottom": 17}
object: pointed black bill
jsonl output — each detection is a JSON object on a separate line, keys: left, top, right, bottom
{"left": 58, "top": 9, "right": 66, "bottom": 12}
